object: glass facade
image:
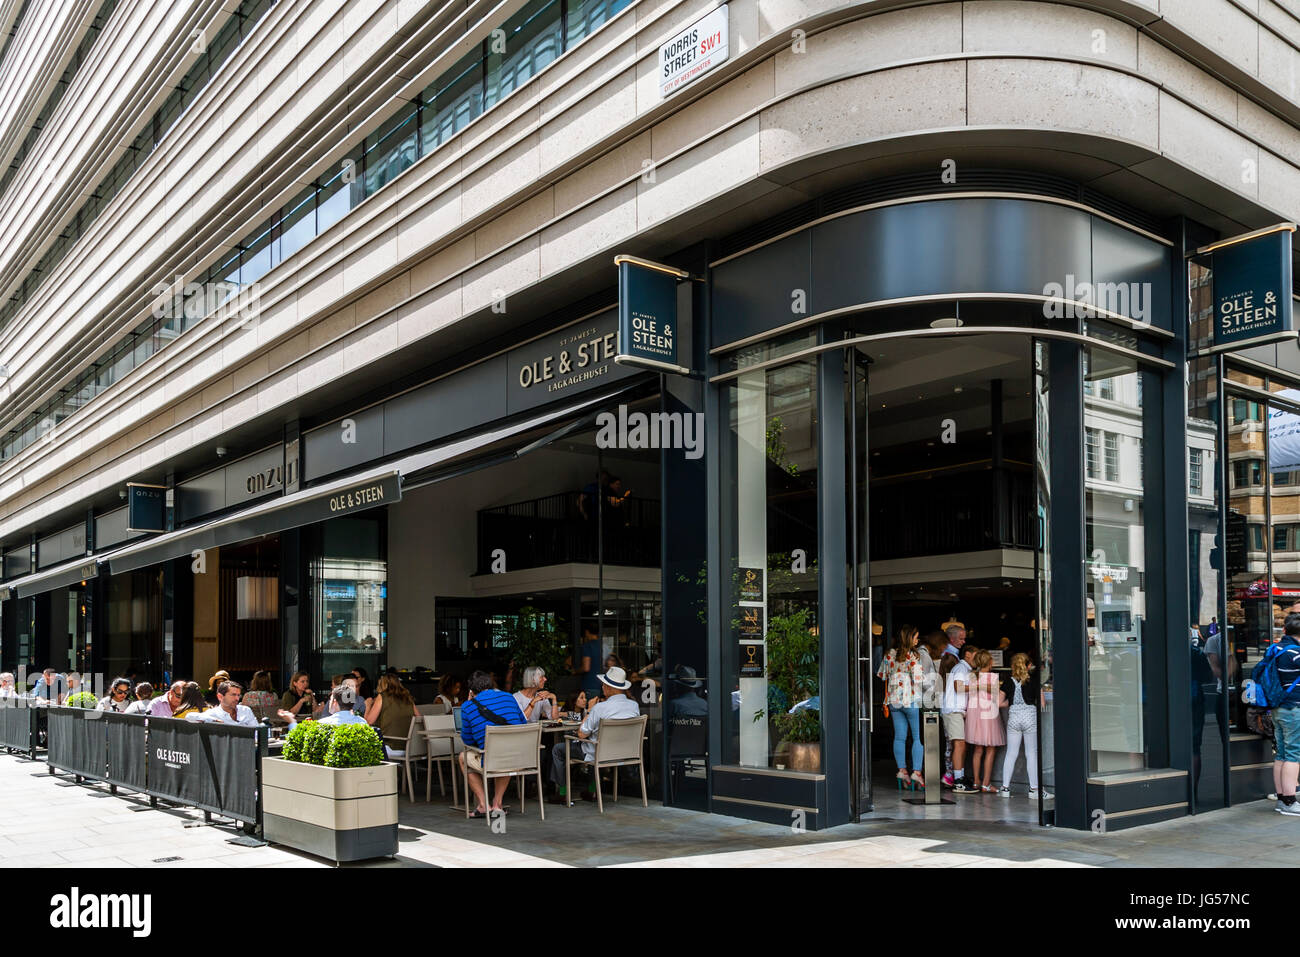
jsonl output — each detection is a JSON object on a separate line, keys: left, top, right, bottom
{"left": 309, "top": 516, "right": 387, "bottom": 686}
{"left": 0, "top": 0, "right": 633, "bottom": 464}
{"left": 723, "top": 358, "right": 821, "bottom": 771}
{"left": 1083, "top": 346, "right": 1152, "bottom": 773}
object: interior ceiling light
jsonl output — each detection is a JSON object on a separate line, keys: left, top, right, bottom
{"left": 930, "top": 316, "right": 962, "bottom": 329}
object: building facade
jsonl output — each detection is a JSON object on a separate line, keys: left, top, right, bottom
{"left": 0, "top": 0, "right": 1297, "bottom": 830}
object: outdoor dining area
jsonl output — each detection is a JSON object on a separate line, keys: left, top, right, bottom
{"left": 379, "top": 669, "right": 651, "bottom": 826}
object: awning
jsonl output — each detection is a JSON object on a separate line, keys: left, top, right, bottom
{"left": 105, "top": 385, "right": 632, "bottom": 576}
{"left": 3, "top": 555, "right": 98, "bottom": 599}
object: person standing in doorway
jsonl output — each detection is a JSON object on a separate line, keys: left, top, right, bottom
{"left": 942, "top": 644, "right": 977, "bottom": 790}
{"left": 576, "top": 624, "right": 604, "bottom": 699}
{"left": 877, "top": 624, "right": 925, "bottom": 790}
{"left": 965, "top": 649, "right": 1006, "bottom": 793}
{"left": 998, "top": 653, "right": 1041, "bottom": 797}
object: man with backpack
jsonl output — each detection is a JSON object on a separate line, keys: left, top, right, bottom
{"left": 458, "top": 670, "right": 526, "bottom": 819}
{"left": 1253, "top": 613, "right": 1300, "bottom": 814}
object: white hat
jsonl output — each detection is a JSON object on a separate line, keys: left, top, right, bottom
{"left": 597, "top": 666, "right": 631, "bottom": 690}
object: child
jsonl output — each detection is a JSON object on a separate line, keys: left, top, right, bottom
{"left": 964, "top": 649, "right": 1006, "bottom": 792}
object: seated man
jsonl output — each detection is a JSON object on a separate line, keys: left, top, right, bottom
{"left": 457, "top": 670, "right": 525, "bottom": 819}
{"left": 150, "top": 681, "right": 186, "bottom": 717}
{"left": 549, "top": 666, "right": 640, "bottom": 804}
{"left": 193, "top": 680, "right": 260, "bottom": 727}
{"left": 30, "top": 668, "right": 64, "bottom": 705}
{"left": 279, "top": 684, "right": 368, "bottom": 727}
{"left": 0, "top": 672, "right": 16, "bottom": 698}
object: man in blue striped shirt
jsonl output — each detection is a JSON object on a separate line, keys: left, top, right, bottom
{"left": 458, "top": 670, "right": 526, "bottom": 818}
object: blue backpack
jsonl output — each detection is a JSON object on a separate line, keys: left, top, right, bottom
{"left": 1244, "top": 642, "right": 1300, "bottom": 708}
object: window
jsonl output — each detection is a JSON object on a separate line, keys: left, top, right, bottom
{"left": 1084, "top": 347, "right": 1151, "bottom": 773}
{"left": 1086, "top": 428, "right": 1100, "bottom": 479}
{"left": 1190, "top": 448, "right": 1203, "bottom": 495}
{"left": 484, "top": 0, "right": 563, "bottom": 110}
{"left": 725, "top": 358, "right": 820, "bottom": 770}
{"left": 1104, "top": 432, "right": 1119, "bottom": 482}
{"left": 1275, "top": 525, "right": 1292, "bottom": 552}
{"left": 1099, "top": 378, "right": 1115, "bottom": 400}
{"left": 1233, "top": 460, "right": 1263, "bottom": 488}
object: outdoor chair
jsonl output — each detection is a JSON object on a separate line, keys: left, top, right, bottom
{"left": 460, "top": 722, "right": 545, "bottom": 827}
{"left": 423, "top": 712, "right": 463, "bottom": 804}
{"left": 383, "top": 715, "right": 430, "bottom": 802}
{"left": 563, "top": 714, "right": 648, "bottom": 812}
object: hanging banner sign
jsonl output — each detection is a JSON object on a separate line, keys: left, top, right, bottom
{"left": 1268, "top": 388, "right": 1300, "bottom": 473}
{"left": 615, "top": 255, "right": 691, "bottom": 375}
{"left": 658, "top": 4, "right": 729, "bottom": 98}
{"left": 1205, "top": 224, "right": 1296, "bottom": 351}
{"left": 126, "top": 482, "right": 167, "bottom": 533}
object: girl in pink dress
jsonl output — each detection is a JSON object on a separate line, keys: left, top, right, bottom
{"left": 964, "top": 649, "right": 1006, "bottom": 793}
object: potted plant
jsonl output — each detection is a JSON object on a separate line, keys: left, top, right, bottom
{"left": 63, "top": 691, "right": 99, "bottom": 709}
{"left": 762, "top": 607, "right": 821, "bottom": 772}
{"left": 263, "top": 721, "right": 398, "bottom": 863}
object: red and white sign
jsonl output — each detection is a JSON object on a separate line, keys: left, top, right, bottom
{"left": 658, "top": 5, "right": 729, "bottom": 98}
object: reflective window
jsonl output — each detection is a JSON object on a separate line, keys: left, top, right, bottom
{"left": 1085, "top": 346, "right": 1153, "bottom": 773}
{"left": 484, "top": 0, "right": 562, "bottom": 110}
{"left": 724, "top": 359, "right": 821, "bottom": 770}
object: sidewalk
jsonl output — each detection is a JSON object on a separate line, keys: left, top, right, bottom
{"left": 0, "top": 751, "right": 1289, "bottom": 868}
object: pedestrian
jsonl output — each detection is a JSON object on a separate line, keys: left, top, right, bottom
{"left": 998, "top": 653, "right": 1040, "bottom": 797}
{"left": 877, "top": 624, "right": 925, "bottom": 790}
{"left": 964, "top": 649, "right": 1006, "bottom": 793}
{"left": 942, "top": 644, "right": 977, "bottom": 790}
{"left": 1263, "top": 613, "right": 1300, "bottom": 815}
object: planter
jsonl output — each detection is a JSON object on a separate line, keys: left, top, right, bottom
{"left": 787, "top": 742, "right": 821, "bottom": 773}
{"left": 262, "top": 758, "right": 398, "bottom": 863}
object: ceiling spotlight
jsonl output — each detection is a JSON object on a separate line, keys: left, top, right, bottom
{"left": 953, "top": 385, "right": 963, "bottom": 394}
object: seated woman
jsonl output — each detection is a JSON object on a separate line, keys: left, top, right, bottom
{"left": 513, "top": 666, "right": 557, "bottom": 722}
{"left": 435, "top": 673, "right": 462, "bottom": 714}
{"left": 172, "top": 683, "right": 206, "bottom": 719}
{"left": 366, "top": 673, "right": 417, "bottom": 757}
{"left": 279, "top": 671, "right": 314, "bottom": 719}
{"left": 558, "top": 690, "right": 588, "bottom": 719}
{"left": 243, "top": 671, "right": 279, "bottom": 720}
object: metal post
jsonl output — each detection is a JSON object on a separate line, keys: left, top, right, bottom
{"left": 923, "top": 710, "right": 942, "bottom": 806}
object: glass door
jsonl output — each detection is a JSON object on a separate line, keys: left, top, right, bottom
{"left": 1034, "top": 340, "right": 1055, "bottom": 824}
{"left": 848, "top": 348, "right": 872, "bottom": 817}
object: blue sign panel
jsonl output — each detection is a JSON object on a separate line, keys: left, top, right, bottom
{"left": 126, "top": 483, "right": 166, "bottom": 533}
{"left": 616, "top": 256, "right": 690, "bottom": 374}
{"left": 1212, "top": 227, "right": 1295, "bottom": 350}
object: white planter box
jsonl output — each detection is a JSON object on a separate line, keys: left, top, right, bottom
{"left": 263, "top": 758, "right": 399, "bottom": 862}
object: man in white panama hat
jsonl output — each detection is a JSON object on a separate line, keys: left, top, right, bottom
{"left": 548, "top": 665, "right": 641, "bottom": 804}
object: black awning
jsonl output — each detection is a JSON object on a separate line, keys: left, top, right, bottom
{"left": 104, "top": 380, "right": 640, "bottom": 576}
{"left": 9, "top": 555, "right": 99, "bottom": 599}
{"left": 108, "top": 472, "right": 401, "bottom": 574}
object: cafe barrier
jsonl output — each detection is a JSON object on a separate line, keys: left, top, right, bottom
{"left": 45, "top": 708, "right": 267, "bottom": 836}
{"left": 0, "top": 700, "right": 40, "bottom": 756}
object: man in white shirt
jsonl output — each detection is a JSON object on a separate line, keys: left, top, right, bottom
{"left": 0, "top": 672, "right": 16, "bottom": 698}
{"left": 280, "top": 684, "right": 368, "bottom": 727}
{"left": 193, "top": 680, "right": 260, "bottom": 727}
{"left": 548, "top": 666, "right": 641, "bottom": 804}
{"left": 941, "top": 644, "right": 976, "bottom": 791}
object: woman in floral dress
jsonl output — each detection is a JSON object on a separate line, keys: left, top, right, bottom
{"left": 876, "top": 624, "right": 925, "bottom": 789}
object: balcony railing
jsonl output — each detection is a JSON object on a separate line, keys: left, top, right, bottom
{"left": 870, "top": 468, "right": 1036, "bottom": 561}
